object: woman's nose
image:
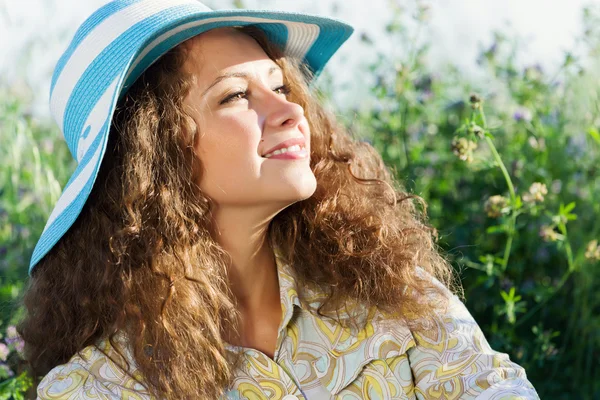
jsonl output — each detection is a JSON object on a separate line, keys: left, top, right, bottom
{"left": 262, "top": 91, "right": 305, "bottom": 130}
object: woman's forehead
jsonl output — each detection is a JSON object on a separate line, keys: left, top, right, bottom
{"left": 182, "top": 27, "right": 277, "bottom": 77}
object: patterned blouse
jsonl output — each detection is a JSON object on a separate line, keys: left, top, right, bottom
{"left": 37, "top": 251, "right": 539, "bottom": 399}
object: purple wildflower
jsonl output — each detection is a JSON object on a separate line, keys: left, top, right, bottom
{"left": 13, "top": 338, "right": 24, "bottom": 355}
{"left": 513, "top": 106, "right": 533, "bottom": 122}
{"left": 4, "top": 326, "right": 18, "bottom": 346}
{"left": 5, "top": 326, "right": 17, "bottom": 339}
{"left": 0, "top": 343, "right": 9, "bottom": 362}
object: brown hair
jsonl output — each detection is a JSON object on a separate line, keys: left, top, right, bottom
{"left": 19, "top": 26, "right": 454, "bottom": 399}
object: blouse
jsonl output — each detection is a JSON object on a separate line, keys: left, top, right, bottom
{"left": 36, "top": 251, "right": 539, "bottom": 399}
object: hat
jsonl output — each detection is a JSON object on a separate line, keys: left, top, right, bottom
{"left": 28, "top": 0, "right": 353, "bottom": 274}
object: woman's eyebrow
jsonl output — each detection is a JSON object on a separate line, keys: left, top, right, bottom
{"left": 201, "top": 66, "right": 281, "bottom": 97}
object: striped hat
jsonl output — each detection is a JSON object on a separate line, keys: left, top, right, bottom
{"left": 29, "top": 0, "right": 353, "bottom": 274}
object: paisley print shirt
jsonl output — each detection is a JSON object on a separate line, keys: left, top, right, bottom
{"left": 37, "top": 252, "right": 539, "bottom": 399}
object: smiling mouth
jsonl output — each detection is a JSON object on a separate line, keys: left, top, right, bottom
{"left": 263, "top": 144, "right": 307, "bottom": 159}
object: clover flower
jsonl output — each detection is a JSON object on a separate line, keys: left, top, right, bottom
{"left": 523, "top": 182, "right": 548, "bottom": 204}
{"left": 585, "top": 240, "right": 600, "bottom": 261}
{"left": 484, "top": 195, "right": 509, "bottom": 218}
{"left": 0, "top": 344, "right": 8, "bottom": 362}
{"left": 539, "top": 225, "right": 561, "bottom": 242}
{"left": 13, "top": 338, "right": 24, "bottom": 355}
{"left": 3, "top": 326, "right": 24, "bottom": 356}
{"left": 5, "top": 326, "right": 17, "bottom": 339}
{"left": 468, "top": 122, "right": 484, "bottom": 138}
{"left": 469, "top": 93, "right": 482, "bottom": 110}
{"left": 451, "top": 137, "right": 477, "bottom": 163}
{"left": 513, "top": 106, "right": 533, "bottom": 122}
{"left": 528, "top": 136, "right": 546, "bottom": 151}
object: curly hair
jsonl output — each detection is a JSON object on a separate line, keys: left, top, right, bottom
{"left": 18, "top": 26, "right": 454, "bottom": 399}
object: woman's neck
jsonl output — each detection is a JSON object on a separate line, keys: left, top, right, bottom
{"left": 210, "top": 205, "right": 281, "bottom": 312}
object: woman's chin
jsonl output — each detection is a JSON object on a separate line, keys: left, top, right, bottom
{"left": 273, "top": 174, "right": 317, "bottom": 203}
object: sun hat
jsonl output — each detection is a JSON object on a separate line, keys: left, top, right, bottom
{"left": 28, "top": 0, "right": 353, "bottom": 274}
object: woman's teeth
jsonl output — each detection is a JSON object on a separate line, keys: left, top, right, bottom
{"left": 264, "top": 144, "right": 303, "bottom": 158}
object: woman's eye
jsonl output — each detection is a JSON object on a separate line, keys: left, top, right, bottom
{"left": 219, "top": 85, "right": 290, "bottom": 105}
{"left": 220, "top": 91, "right": 247, "bottom": 105}
{"left": 274, "top": 85, "right": 291, "bottom": 96}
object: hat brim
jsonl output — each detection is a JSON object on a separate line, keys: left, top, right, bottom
{"left": 29, "top": 1, "right": 353, "bottom": 274}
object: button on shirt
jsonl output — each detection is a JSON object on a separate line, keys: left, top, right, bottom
{"left": 37, "top": 251, "right": 539, "bottom": 399}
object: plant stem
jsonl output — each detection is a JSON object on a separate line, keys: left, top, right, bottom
{"left": 479, "top": 108, "right": 517, "bottom": 271}
{"left": 401, "top": 102, "right": 411, "bottom": 174}
{"left": 558, "top": 223, "right": 575, "bottom": 272}
{"left": 515, "top": 218, "right": 577, "bottom": 328}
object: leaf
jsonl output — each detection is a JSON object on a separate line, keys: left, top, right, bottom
{"left": 562, "top": 202, "right": 576, "bottom": 214}
{"left": 0, "top": 378, "right": 15, "bottom": 400}
{"left": 486, "top": 225, "right": 507, "bottom": 234}
{"left": 513, "top": 195, "right": 523, "bottom": 210}
{"left": 588, "top": 127, "right": 600, "bottom": 145}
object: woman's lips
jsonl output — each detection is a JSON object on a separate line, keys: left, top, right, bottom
{"left": 264, "top": 148, "right": 309, "bottom": 160}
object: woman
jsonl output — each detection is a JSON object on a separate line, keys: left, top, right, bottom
{"left": 20, "top": 1, "right": 538, "bottom": 399}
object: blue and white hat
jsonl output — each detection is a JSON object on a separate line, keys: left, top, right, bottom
{"left": 28, "top": 0, "right": 353, "bottom": 274}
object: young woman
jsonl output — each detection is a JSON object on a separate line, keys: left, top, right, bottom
{"left": 20, "top": 1, "right": 539, "bottom": 399}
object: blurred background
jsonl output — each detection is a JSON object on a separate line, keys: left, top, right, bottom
{"left": 1, "top": 0, "right": 599, "bottom": 398}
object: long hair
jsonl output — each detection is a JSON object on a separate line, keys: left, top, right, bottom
{"left": 18, "top": 26, "right": 454, "bottom": 399}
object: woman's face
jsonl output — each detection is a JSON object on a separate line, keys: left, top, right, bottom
{"left": 182, "top": 28, "right": 316, "bottom": 211}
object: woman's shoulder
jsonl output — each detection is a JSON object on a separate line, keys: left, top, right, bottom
{"left": 36, "top": 337, "right": 152, "bottom": 400}
{"left": 404, "top": 288, "right": 540, "bottom": 399}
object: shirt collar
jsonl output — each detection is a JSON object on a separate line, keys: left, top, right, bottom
{"left": 273, "top": 246, "right": 303, "bottom": 329}
{"left": 224, "top": 246, "right": 302, "bottom": 355}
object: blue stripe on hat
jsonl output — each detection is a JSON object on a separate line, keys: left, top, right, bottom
{"left": 50, "top": 0, "right": 142, "bottom": 98}
{"left": 29, "top": 127, "right": 108, "bottom": 270}
{"left": 63, "top": 3, "right": 201, "bottom": 160}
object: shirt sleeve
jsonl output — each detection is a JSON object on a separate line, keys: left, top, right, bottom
{"left": 406, "top": 292, "right": 540, "bottom": 400}
{"left": 36, "top": 356, "right": 151, "bottom": 399}
{"left": 37, "top": 362, "right": 117, "bottom": 400}
{"left": 36, "top": 338, "right": 152, "bottom": 400}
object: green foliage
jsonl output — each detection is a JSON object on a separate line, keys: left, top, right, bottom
{"left": 1, "top": 2, "right": 600, "bottom": 398}
{"left": 0, "top": 372, "right": 32, "bottom": 400}
{"left": 0, "top": 90, "right": 75, "bottom": 398}
{"left": 344, "top": 3, "right": 600, "bottom": 398}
